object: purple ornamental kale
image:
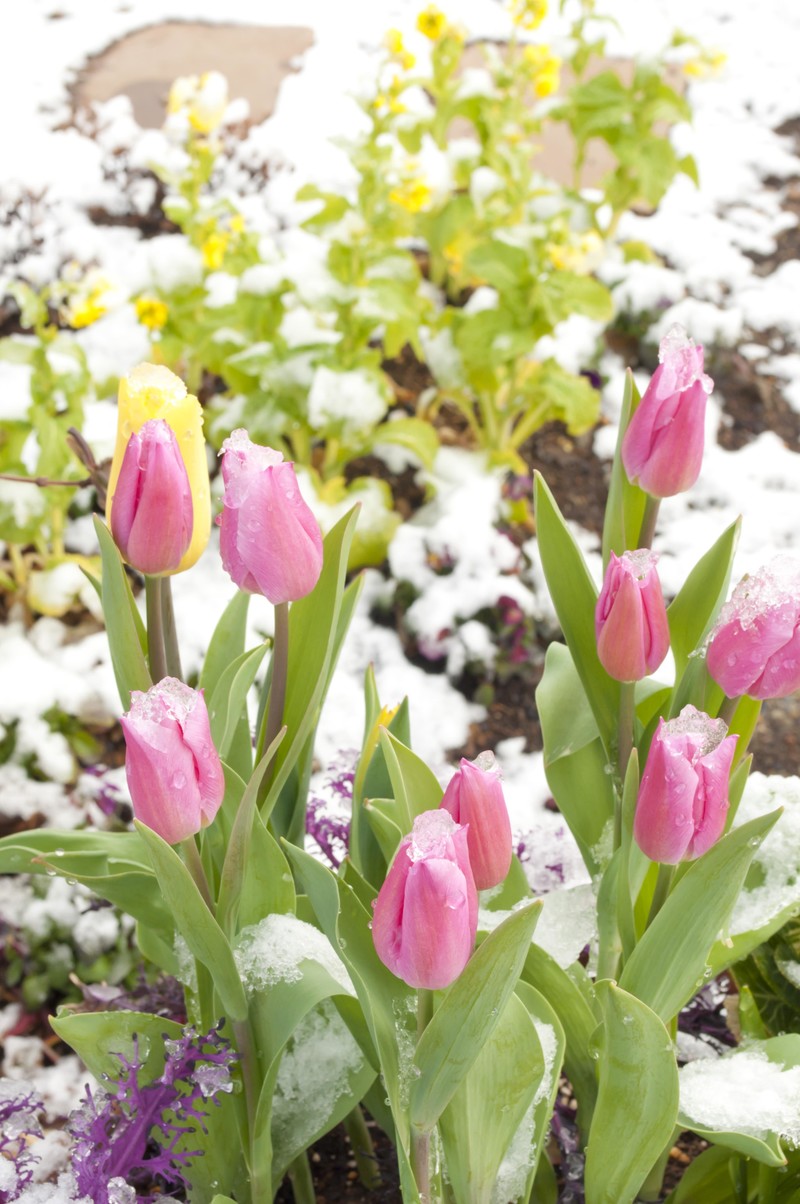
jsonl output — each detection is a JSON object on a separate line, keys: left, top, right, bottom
{"left": 305, "top": 751, "right": 356, "bottom": 869}
{"left": 0, "top": 1083, "right": 44, "bottom": 1202}
{"left": 68, "top": 1021, "right": 237, "bottom": 1203}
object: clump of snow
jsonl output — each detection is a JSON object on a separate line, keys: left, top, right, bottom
{"left": 729, "top": 773, "right": 800, "bottom": 936}
{"left": 680, "top": 1046, "right": 800, "bottom": 1143}
{"left": 271, "top": 998, "right": 365, "bottom": 1159}
{"left": 533, "top": 885, "right": 597, "bottom": 969}
{"left": 492, "top": 1102, "right": 536, "bottom": 1204}
{"left": 233, "top": 913, "right": 354, "bottom": 995}
{"left": 307, "top": 365, "right": 387, "bottom": 434}
{"left": 532, "top": 1019, "right": 558, "bottom": 1108}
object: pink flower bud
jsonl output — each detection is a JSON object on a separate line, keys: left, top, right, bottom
{"left": 218, "top": 430, "right": 323, "bottom": 604}
{"left": 440, "top": 752, "right": 512, "bottom": 890}
{"left": 706, "top": 555, "right": 800, "bottom": 700}
{"left": 372, "top": 810, "right": 478, "bottom": 990}
{"left": 109, "top": 419, "right": 193, "bottom": 575}
{"left": 121, "top": 678, "right": 225, "bottom": 845}
{"left": 622, "top": 325, "right": 714, "bottom": 498}
{"left": 595, "top": 550, "right": 670, "bottom": 682}
{"left": 633, "top": 705, "right": 737, "bottom": 863}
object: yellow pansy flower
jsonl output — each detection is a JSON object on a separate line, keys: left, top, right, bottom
{"left": 106, "top": 363, "right": 211, "bottom": 573}
{"left": 684, "top": 50, "right": 727, "bottom": 79}
{"left": 389, "top": 177, "right": 433, "bottom": 213}
{"left": 65, "top": 272, "right": 113, "bottom": 329}
{"left": 135, "top": 297, "right": 169, "bottom": 331}
{"left": 201, "top": 230, "right": 229, "bottom": 270}
{"left": 168, "top": 71, "right": 228, "bottom": 135}
{"left": 417, "top": 5, "right": 447, "bottom": 40}
{"left": 385, "top": 28, "right": 416, "bottom": 70}
{"left": 509, "top": 0, "right": 548, "bottom": 30}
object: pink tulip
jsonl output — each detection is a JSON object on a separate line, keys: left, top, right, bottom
{"left": 121, "top": 678, "right": 225, "bottom": 845}
{"left": 109, "top": 419, "right": 193, "bottom": 575}
{"left": 372, "top": 810, "right": 478, "bottom": 990}
{"left": 595, "top": 550, "right": 670, "bottom": 682}
{"left": 622, "top": 325, "right": 714, "bottom": 498}
{"left": 707, "top": 555, "right": 800, "bottom": 700}
{"left": 218, "top": 430, "right": 323, "bottom": 604}
{"left": 440, "top": 752, "right": 512, "bottom": 890}
{"left": 633, "top": 705, "right": 737, "bottom": 864}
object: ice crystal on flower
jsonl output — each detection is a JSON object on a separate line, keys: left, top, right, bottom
{"left": 409, "top": 809, "right": 458, "bottom": 861}
{"left": 662, "top": 705, "right": 727, "bottom": 756}
{"left": 712, "top": 555, "right": 800, "bottom": 633}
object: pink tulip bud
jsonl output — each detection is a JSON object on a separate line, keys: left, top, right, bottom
{"left": 121, "top": 678, "right": 225, "bottom": 845}
{"left": 622, "top": 325, "right": 714, "bottom": 498}
{"left": 440, "top": 752, "right": 512, "bottom": 890}
{"left": 633, "top": 705, "right": 737, "bottom": 863}
{"left": 109, "top": 419, "right": 193, "bottom": 575}
{"left": 706, "top": 555, "right": 800, "bottom": 700}
{"left": 372, "top": 810, "right": 478, "bottom": 990}
{"left": 595, "top": 550, "right": 670, "bottom": 682}
{"left": 218, "top": 430, "right": 323, "bottom": 604}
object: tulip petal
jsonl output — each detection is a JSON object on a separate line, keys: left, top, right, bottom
{"left": 396, "top": 858, "right": 475, "bottom": 989}
{"left": 633, "top": 734, "right": 698, "bottom": 864}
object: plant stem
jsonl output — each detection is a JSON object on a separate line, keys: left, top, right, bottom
{"left": 180, "top": 836, "right": 214, "bottom": 912}
{"left": 411, "top": 989, "right": 435, "bottom": 1201}
{"left": 288, "top": 1151, "right": 316, "bottom": 1204}
{"left": 646, "top": 862, "right": 675, "bottom": 930}
{"left": 232, "top": 1017, "right": 271, "bottom": 1204}
{"left": 261, "top": 601, "right": 290, "bottom": 765}
{"left": 145, "top": 575, "right": 168, "bottom": 682}
{"left": 717, "top": 694, "right": 739, "bottom": 728}
{"left": 343, "top": 1105, "right": 381, "bottom": 1190}
{"left": 615, "top": 682, "right": 636, "bottom": 850}
{"left": 637, "top": 494, "right": 661, "bottom": 550}
{"left": 160, "top": 575, "right": 183, "bottom": 680}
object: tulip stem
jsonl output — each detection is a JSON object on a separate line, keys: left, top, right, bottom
{"left": 180, "top": 836, "right": 214, "bottom": 913}
{"left": 638, "top": 494, "right": 661, "bottom": 550}
{"left": 160, "top": 576, "right": 183, "bottom": 680}
{"left": 411, "top": 989, "right": 435, "bottom": 1201}
{"left": 145, "top": 576, "right": 168, "bottom": 683}
{"left": 646, "top": 862, "right": 675, "bottom": 929}
{"left": 232, "top": 1017, "right": 271, "bottom": 1203}
{"left": 616, "top": 682, "right": 636, "bottom": 849}
{"left": 262, "top": 601, "right": 290, "bottom": 766}
{"left": 343, "top": 1105, "right": 381, "bottom": 1190}
{"left": 717, "top": 694, "right": 739, "bottom": 728}
{"left": 287, "top": 1152, "right": 316, "bottom": 1204}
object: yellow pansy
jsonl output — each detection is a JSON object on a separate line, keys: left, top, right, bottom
{"left": 385, "top": 28, "right": 416, "bottom": 70}
{"left": 201, "top": 230, "right": 229, "bottom": 270}
{"left": 389, "top": 177, "right": 433, "bottom": 213}
{"left": 417, "top": 5, "right": 447, "bottom": 40}
{"left": 135, "top": 297, "right": 169, "bottom": 331}
{"left": 66, "top": 272, "right": 113, "bottom": 329}
{"left": 106, "top": 363, "right": 211, "bottom": 572}
{"left": 168, "top": 71, "right": 228, "bottom": 135}
{"left": 684, "top": 50, "right": 726, "bottom": 79}
{"left": 509, "top": 0, "right": 548, "bottom": 30}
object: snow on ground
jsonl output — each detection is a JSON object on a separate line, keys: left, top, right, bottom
{"left": 3, "top": 0, "right": 800, "bottom": 1167}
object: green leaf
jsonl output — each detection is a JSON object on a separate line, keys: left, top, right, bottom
{"left": 50, "top": 1010, "right": 184, "bottom": 1084}
{"left": 534, "top": 473, "right": 619, "bottom": 754}
{"left": 268, "top": 510, "right": 360, "bottom": 843}
{"left": 584, "top": 981, "right": 680, "bottom": 1204}
{"left": 439, "top": 991, "right": 544, "bottom": 1204}
{"left": 601, "top": 370, "right": 646, "bottom": 566}
{"left": 536, "top": 642, "right": 615, "bottom": 873}
{"left": 620, "top": 810, "right": 782, "bottom": 1021}
{"left": 135, "top": 822, "right": 248, "bottom": 1021}
{"left": 667, "top": 519, "right": 740, "bottom": 678}
{"left": 364, "top": 798, "right": 405, "bottom": 864}
{"left": 410, "top": 902, "right": 542, "bottom": 1132}
{"left": 378, "top": 728, "right": 443, "bottom": 833}
{"left": 199, "top": 590, "right": 250, "bottom": 694}
{"left": 93, "top": 515, "right": 151, "bottom": 708}
{"left": 206, "top": 642, "right": 268, "bottom": 764}
{"left": 663, "top": 1145, "right": 737, "bottom": 1204}
{"left": 515, "top": 980, "right": 567, "bottom": 1198}
{"left": 465, "top": 239, "right": 531, "bottom": 292}
{"left": 216, "top": 736, "right": 291, "bottom": 936}
{"left": 369, "top": 416, "right": 440, "bottom": 470}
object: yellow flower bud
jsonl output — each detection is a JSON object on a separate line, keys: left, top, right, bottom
{"left": 201, "top": 230, "right": 229, "bottom": 270}
{"left": 106, "top": 364, "right": 211, "bottom": 573}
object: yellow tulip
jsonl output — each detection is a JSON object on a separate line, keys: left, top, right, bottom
{"left": 106, "top": 363, "right": 211, "bottom": 573}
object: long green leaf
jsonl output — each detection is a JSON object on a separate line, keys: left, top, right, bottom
{"left": 410, "top": 902, "right": 542, "bottom": 1131}
{"left": 94, "top": 515, "right": 151, "bottom": 707}
{"left": 379, "top": 728, "right": 443, "bottom": 832}
{"left": 601, "top": 369, "right": 646, "bottom": 566}
{"left": 585, "top": 981, "right": 679, "bottom": 1204}
{"left": 199, "top": 590, "right": 250, "bottom": 693}
{"left": 667, "top": 519, "right": 740, "bottom": 677}
{"left": 135, "top": 822, "right": 248, "bottom": 1021}
{"left": 620, "top": 810, "right": 782, "bottom": 1021}
{"left": 534, "top": 473, "right": 619, "bottom": 754}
